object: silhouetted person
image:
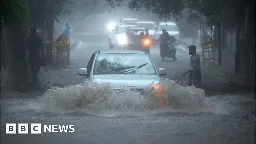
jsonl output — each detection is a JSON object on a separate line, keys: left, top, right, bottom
{"left": 27, "top": 27, "right": 44, "bottom": 88}
{"left": 166, "top": 32, "right": 177, "bottom": 59}
{"left": 182, "top": 45, "right": 201, "bottom": 87}
{"left": 156, "top": 29, "right": 169, "bottom": 58}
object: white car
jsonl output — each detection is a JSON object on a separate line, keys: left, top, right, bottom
{"left": 120, "top": 18, "right": 138, "bottom": 25}
{"left": 77, "top": 50, "right": 167, "bottom": 93}
{"left": 108, "top": 24, "right": 137, "bottom": 49}
{"left": 136, "top": 21, "right": 157, "bottom": 43}
{"left": 156, "top": 22, "right": 180, "bottom": 42}
{"left": 136, "top": 21, "right": 156, "bottom": 36}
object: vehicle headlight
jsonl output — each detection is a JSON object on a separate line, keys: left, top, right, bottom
{"left": 142, "top": 38, "right": 152, "bottom": 47}
{"left": 117, "top": 34, "right": 128, "bottom": 45}
{"left": 107, "top": 22, "right": 116, "bottom": 31}
{"left": 152, "top": 83, "right": 166, "bottom": 107}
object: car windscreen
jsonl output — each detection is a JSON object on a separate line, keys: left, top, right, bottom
{"left": 159, "top": 25, "right": 178, "bottom": 31}
{"left": 127, "top": 29, "right": 148, "bottom": 36}
{"left": 119, "top": 26, "right": 136, "bottom": 32}
{"left": 93, "top": 53, "right": 157, "bottom": 75}
{"left": 123, "top": 20, "right": 138, "bottom": 25}
{"left": 136, "top": 23, "right": 155, "bottom": 29}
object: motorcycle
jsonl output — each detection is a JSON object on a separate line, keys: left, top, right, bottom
{"left": 160, "top": 38, "right": 178, "bottom": 60}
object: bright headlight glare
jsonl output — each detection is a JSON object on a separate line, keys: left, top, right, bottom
{"left": 143, "top": 38, "right": 151, "bottom": 46}
{"left": 117, "top": 34, "right": 128, "bottom": 45}
{"left": 107, "top": 22, "right": 116, "bottom": 31}
{"left": 152, "top": 83, "right": 166, "bottom": 107}
{"left": 152, "top": 84, "right": 164, "bottom": 95}
{"left": 152, "top": 83, "right": 161, "bottom": 90}
{"left": 152, "top": 84, "right": 164, "bottom": 96}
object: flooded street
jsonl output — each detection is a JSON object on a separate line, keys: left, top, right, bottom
{"left": 1, "top": 35, "right": 255, "bottom": 144}
{"left": 1, "top": 88, "right": 255, "bottom": 143}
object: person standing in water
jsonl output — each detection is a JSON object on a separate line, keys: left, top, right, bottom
{"left": 27, "top": 27, "right": 45, "bottom": 88}
{"left": 182, "top": 44, "right": 201, "bottom": 87}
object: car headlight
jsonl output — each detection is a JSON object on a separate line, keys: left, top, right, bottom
{"left": 152, "top": 83, "right": 166, "bottom": 107}
{"left": 107, "top": 22, "right": 116, "bottom": 31}
{"left": 142, "top": 38, "right": 152, "bottom": 47}
{"left": 117, "top": 34, "right": 128, "bottom": 45}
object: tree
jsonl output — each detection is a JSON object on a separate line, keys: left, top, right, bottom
{"left": 0, "top": 0, "right": 73, "bottom": 91}
{"left": 0, "top": 0, "right": 123, "bottom": 91}
{"left": 1, "top": 0, "right": 30, "bottom": 91}
{"left": 106, "top": 0, "right": 255, "bottom": 86}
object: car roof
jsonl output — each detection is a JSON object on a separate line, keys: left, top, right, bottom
{"left": 159, "top": 22, "right": 177, "bottom": 25}
{"left": 122, "top": 18, "right": 138, "bottom": 20}
{"left": 137, "top": 21, "right": 155, "bottom": 24}
{"left": 98, "top": 50, "right": 146, "bottom": 54}
{"left": 119, "top": 24, "right": 137, "bottom": 27}
{"left": 127, "top": 27, "right": 147, "bottom": 30}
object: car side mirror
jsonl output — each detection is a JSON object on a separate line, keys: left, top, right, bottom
{"left": 77, "top": 68, "right": 88, "bottom": 77}
{"left": 158, "top": 68, "right": 167, "bottom": 76}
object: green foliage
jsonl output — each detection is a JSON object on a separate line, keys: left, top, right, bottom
{"left": 0, "top": 0, "right": 77, "bottom": 26}
{"left": 51, "top": 0, "right": 75, "bottom": 17}
{"left": 128, "top": 0, "right": 185, "bottom": 20}
{"left": 105, "top": 0, "right": 253, "bottom": 32}
{"left": 105, "top": 0, "right": 124, "bottom": 9}
{"left": 26, "top": 0, "right": 75, "bottom": 22}
{"left": 0, "top": 0, "right": 29, "bottom": 25}
{"left": 186, "top": 0, "right": 244, "bottom": 29}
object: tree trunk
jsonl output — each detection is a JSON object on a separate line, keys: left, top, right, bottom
{"left": 239, "top": 3, "right": 255, "bottom": 86}
{"left": 45, "top": 20, "right": 54, "bottom": 64}
{"left": 235, "top": 24, "right": 241, "bottom": 73}
{"left": 44, "top": 0, "right": 54, "bottom": 64}
{"left": 1, "top": 27, "right": 8, "bottom": 71}
{"left": 217, "top": 21, "right": 222, "bottom": 65}
{"left": 221, "top": 22, "right": 225, "bottom": 51}
{"left": 249, "top": 3, "right": 255, "bottom": 84}
{"left": 6, "top": 24, "right": 30, "bottom": 91}
{"left": 240, "top": 6, "right": 249, "bottom": 75}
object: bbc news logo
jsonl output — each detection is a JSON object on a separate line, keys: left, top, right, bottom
{"left": 6, "top": 123, "right": 75, "bottom": 134}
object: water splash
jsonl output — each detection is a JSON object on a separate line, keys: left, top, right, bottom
{"left": 38, "top": 79, "right": 217, "bottom": 115}
{"left": 1, "top": 79, "right": 241, "bottom": 117}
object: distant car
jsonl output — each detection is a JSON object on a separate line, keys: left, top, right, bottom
{"left": 120, "top": 18, "right": 138, "bottom": 25}
{"left": 136, "top": 21, "right": 156, "bottom": 36}
{"left": 156, "top": 22, "right": 180, "bottom": 43}
{"left": 108, "top": 24, "right": 137, "bottom": 49}
{"left": 126, "top": 27, "right": 152, "bottom": 54}
{"left": 77, "top": 50, "right": 167, "bottom": 105}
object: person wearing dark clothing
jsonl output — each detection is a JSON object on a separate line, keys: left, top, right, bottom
{"left": 27, "top": 27, "right": 44, "bottom": 87}
{"left": 166, "top": 33, "right": 177, "bottom": 59}
{"left": 182, "top": 45, "right": 201, "bottom": 87}
{"left": 156, "top": 29, "right": 169, "bottom": 58}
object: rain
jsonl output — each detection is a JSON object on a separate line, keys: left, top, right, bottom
{"left": 1, "top": 0, "right": 255, "bottom": 144}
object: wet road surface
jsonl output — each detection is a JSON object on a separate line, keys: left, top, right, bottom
{"left": 1, "top": 34, "right": 255, "bottom": 144}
